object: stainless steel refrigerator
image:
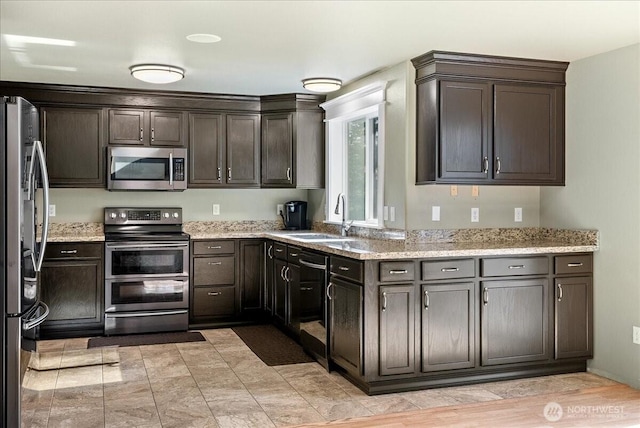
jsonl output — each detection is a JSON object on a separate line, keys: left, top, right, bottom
{"left": 1, "top": 96, "right": 51, "bottom": 426}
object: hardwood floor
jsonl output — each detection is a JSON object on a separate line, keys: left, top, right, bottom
{"left": 292, "top": 384, "right": 640, "bottom": 427}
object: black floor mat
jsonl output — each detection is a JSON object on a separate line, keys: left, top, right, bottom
{"left": 232, "top": 324, "right": 314, "bottom": 366}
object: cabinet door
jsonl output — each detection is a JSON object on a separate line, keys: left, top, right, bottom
{"left": 41, "top": 107, "right": 105, "bottom": 187}
{"left": 149, "top": 111, "right": 186, "bottom": 147}
{"left": 240, "top": 240, "right": 264, "bottom": 312}
{"left": 226, "top": 114, "right": 260, "bottom": 186}
{"left": 274, "top": 259, "right": 288, "bottom": 325}
{"left": 555, "top": 277, "right": 593, "bottom": 359}
{"left": 265, "top": 242, "right": 275, "bottom": 313}
{"left": 109, "top": 109, "right": 146, "bottom": 145}
{"left": 481, "top": 278, "right": 549, "bottom": 365}
{"left": 192, "top": 286, "right": 236, "bottom": 318}
{"left": 379, "top": 284, "right": 415, "bottom": 376}
{"left": 189, "top": 113, "right": 225, "bottom": 187}
{"left": 261, "top": 113, "right": 293, "bottom": 187}
{"left": 421, "top": 282, "right": 476, "bottom": 372}
{"left": 40, "top": 259, "right": 103, "bottom": 333}
{"left": 329, "top": 278, "right": 362, "bottom": 376}
{"left": 493, "top": 84, "right": 562, "bottom": 183}
{"left": 439, "top": 80, "right": 491, "bottom": 181}
{"left": 287, "top": 264, "right": 301, "bottom": 335}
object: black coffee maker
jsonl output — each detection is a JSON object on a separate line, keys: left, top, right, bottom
{"left": 281, "top": 201, "right": 307, "bottom": 230}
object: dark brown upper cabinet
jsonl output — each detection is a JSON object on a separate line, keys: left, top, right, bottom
{"left": 109, "top": 109, "right": 186, "bottom": 147}
{"left": 226, "top": 114, "right": 260, "bottom": 186}
{"left": 188, "top": 113, "right": 225, "bottom": 187}
{"left": 41, "top": 106, "right": 106, "bottom": 187}
{"left": 261, "top": 94, "right": 325, "bottom": 189}
{"left": 412, "top": 51, "right": 568, "bottom": 186}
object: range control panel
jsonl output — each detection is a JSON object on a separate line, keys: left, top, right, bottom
{"left": 104, "top": 207, "right": 183, "bottom": 225}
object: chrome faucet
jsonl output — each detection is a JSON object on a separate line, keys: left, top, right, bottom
{"left": 334, "top": 193, "right": 352, "bottom": 236}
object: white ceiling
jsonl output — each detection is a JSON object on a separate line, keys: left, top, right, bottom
{"left": 1, "top": 1, "right": 639, "bottom": 96}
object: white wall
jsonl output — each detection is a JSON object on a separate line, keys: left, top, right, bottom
{"left": 540, "top": 43, "right": 640, "bottom": 388}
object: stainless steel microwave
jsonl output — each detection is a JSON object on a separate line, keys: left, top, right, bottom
{"left": 107, "top": 146, "right": 187, "bottom": 191}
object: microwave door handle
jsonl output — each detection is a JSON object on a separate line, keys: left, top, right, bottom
{"left": 169, "top": 152, "right": 173, "bottom": 186}
{"left": 33, "top": 140, "right": 50, "bottom": 272}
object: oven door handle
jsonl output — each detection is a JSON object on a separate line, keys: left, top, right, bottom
{"left": 105, "top": 309, "right": 188, "bottom": 318}
{"left": 106, "top": 243, "right": 189, "bottom": 250}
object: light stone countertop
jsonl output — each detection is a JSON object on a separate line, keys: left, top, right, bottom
{"left": 44, "top": 222, "right": 598, "bottom": 260}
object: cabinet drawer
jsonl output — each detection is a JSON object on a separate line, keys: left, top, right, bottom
{"left": 330, "top": 256, "right": 363, "bottom": 284}
{"left": 193, "top": 256, "right": 235, "bottom": 285}
{"left": 422, "top": 259, "right": 475, "bottom": 281}
{"left": 273, "top": 242, "right": 287, "bottom": 260}
{"left": 44, "top": 242, "right": 102, "bottom": 260}
{"left": 287, "top": 246, "right": 301, "bottom": 264}
{"left": 192, "top": 286, "right": 236, "bottom": 318}
{"left": 193, "top": 240, "right": 235, "bottom": 255}
{"left": 555, "top": 254, "right": 593, "bottom": 275}
{"left": 379, "top": 262, "right": 415, "bottom": 282}
{"left": 481, "top": 256, "right": 548, "bottom": 277}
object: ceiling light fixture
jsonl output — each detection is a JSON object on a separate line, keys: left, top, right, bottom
{"left": 130, "top": 64, "right": 184, "bottom": 84}
{"left": 186, "top": 33, "right": 222, "bottom": 44}
{"left": 302, "top": 77, "right": 342, "bottom": 93}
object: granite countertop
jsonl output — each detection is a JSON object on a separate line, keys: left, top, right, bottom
{"left": 43, "top": 222, "right": 599, "bottom": 260}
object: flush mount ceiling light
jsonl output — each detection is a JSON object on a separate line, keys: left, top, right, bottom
{"left": 186, "top": 33, "right": 222, "bottom": 43}
{"left": 130, "top": 64, "right": 184, "bottom": 84}
{"left": 302, "top": 77, "right": 342, "bottom": 93}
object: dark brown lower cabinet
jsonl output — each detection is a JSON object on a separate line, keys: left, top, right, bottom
{"left": 379, "top": 284, "right": 415, "bottom": 376}
{"left": 555, "top": 277, "right": 593, "bottom": 359}
{"left": 274, "top": 259, "right": 288, "bottom": 325}
{"left": 329, "top": 277, "right": 362, "bottom": 377}
{"left": 421, "top": 282, "right": 476, "bottom": 372}
{"left": 481, "top": 278, "right": 549, "bottom": 366}
{"left": 192, "top": 286, "right": 236, "bottom": 318}
{"left": 39, "top": 243, "right": 104, "bottom": 338}
{"left": 265, "top": 241, "right": 275, "bottom": 313}
{"left": 239, "top": 240, "right": 265, "bottom": 312}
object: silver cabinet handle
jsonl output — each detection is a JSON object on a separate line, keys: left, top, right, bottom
{"left": 227, "top": 167, "right": 232, "bottom": 180}
{"left": 217, "top": 167, "right": 222, "bottom": 181}
{"left": 381, "top": 292, "right": 387, "bottom": 312}
{"left": 285, "top": 266, "right": 291, "bottom": 282}
{"left": 286, "top": 167, "right": 291, "bottom": 181}
{"left": 300, "top": 287, "right": 313, "bottom": 292}
{"left": 483, "top": 156, "right": 489, "bottom": 174}
{"left": 483, "top": 288, "right": 489, "bottom": 306}
{"left": 60, "top": 249, "right": 77, "bottom": 255}
{"left": 140, "top": 128, "right": 143, "bottom": 141}
{"left": 441, "top": 267, "right": 459, "bottom": 272}
{"left": 326, "top": 282, "right": 333, "bottom": 300}
{"left": 275, "top": 248, "right": 284, "bottom": 253}
{"left": 508, "top": 265, "right": 525, "bottom": 269}
{"left": 280, "top": 265, "right": 286, "bottom": 281}
{"left": 289, "top": 252, "right": 298, "bottom": 257}
{"left": 207, "top": 246, "right": 222, "bottom": 249}
{"left": 151, "top": 128, "right": 155, "bottom": 142}
{"left": 557, "top": 284, "right": 563, "bottom": 302}
{"left": 496, "top": 156, "right": 501, "bottom": 174}
{"left": 299, "top": 259, "right": 327, "bottom": 270}
{"left": 268, "top": 245, "right": 273, "bottom": 259}
{"left": 338, "top": 266, "right": 350, "bottom": 271}
{"left": 207, "top": 291, "right": 222, "bottom": 297}
{"left": 207, "top": 261, "right": 222, "bottom": 266}
{"left": 389, "top": 269, "right": 407, "bottom": 275}
{"left": 424, "top": 290, "right": 429, "bottom": 310}
{"left": 567, "top": 262, "right": 584, "bottom": 267}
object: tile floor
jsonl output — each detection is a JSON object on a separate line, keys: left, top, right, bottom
{"left": 21, "top": 328, "right": 619, "bottom": 428}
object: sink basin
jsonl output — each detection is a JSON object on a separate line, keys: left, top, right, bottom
{"left": 279, "top": 232, "right": 354, "bottom": 242}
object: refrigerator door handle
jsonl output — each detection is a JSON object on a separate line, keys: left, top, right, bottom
{"left": 22, "top": 300, "right": 50, "bottom": 331}
{"left": 33, "top": 140, "right": 50, "bottom": 272}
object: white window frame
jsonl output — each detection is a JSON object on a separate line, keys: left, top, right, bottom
{"left": 321, "top": 82, "right": 386, "bottom": 229}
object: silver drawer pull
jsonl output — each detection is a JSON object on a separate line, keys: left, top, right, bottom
{"left": 483, "top": 288, "right": 489, "bottom": 305}
{"left": 567, "top": 262, "right": 584, "bottom": 267}
{"left": 508, "top": 265, "right": 525, "bottom": 269}
{"left": 424, "top": 290, "right": 429, "bottom": 310}
{"left": 207, "top": 262, "right": 223, "bottom": 266}
{"left": 381, "top": 292, "right": 387, "bottom": 312}
{"left": 275, "top": 248, "right": 284, "bottom": 253}
{"left": 300, "top": 287, "right": 313, "bottom": 291}
{"left": 441, "top": 267, "right": 459, "bottom": 272}
{"left": 389, "top": 269, "right": 408, "bottom": 275}
{"left": 60, "top": 249, "right": 77, "bottom": 254}
{"left": 207, "top": 245, "right": 222, "bottom": 249}
{"left": 289, "top": 252, "right": 298, "bottom": 257}
{"left": 339, "top": 266, "right": 350, "bottom": 271}
{"left": 207, "top": 291, "right": 222, "bottom": 296}
{"left": 557, "top": 284, "right": 563, "bottom": 302}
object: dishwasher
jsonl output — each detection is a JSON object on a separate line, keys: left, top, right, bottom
{"left": 298, "top": 250, "right": 330, "bottom": 370}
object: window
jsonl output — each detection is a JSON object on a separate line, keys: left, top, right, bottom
{"left": 321, "top": 82, "right": 386, "bottom": 228}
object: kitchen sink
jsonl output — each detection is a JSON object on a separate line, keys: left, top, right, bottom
{"left": 277, "top": 232, "right": 355, "bottom": 242}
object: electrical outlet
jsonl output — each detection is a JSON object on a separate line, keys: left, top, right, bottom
{"left": 432, "top": 206, "right": 440, "bottom": 221}
{"left": 48, "top": 204, "right": 56, "bottom": 217}
{"left": 471, "top": 207, "right": 479, "bottom": 222}
{"left": 633, "top": 326, "right": 640, "bottom": 345}
{"left": 276, "top": 204, "right": 284, "bottom": 216}
{"left": 450, "top": 185, "right": 458, "bottom": 197}
{"left": 515, "top": 207, "right": 523, "bottom": 222}
{"left": 212, "top": 204, "right": 220, "bottom": 216}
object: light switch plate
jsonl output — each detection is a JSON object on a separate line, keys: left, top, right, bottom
{"left": 383, "top": 206, "right": 389, "bottom": 221}
{"left": 432, "top": 206, "right": 440, "bottom": 221}
{"left": 515, "top": 207, "right": 523, "bottom": 222}
{"left": 633, "top": 326, "right": 640, "bottom": 345}
{"left": 212, "top": 204, "right": 220, "bottom": 216}
{"left": 471, "top": 207, "right": 479, "bottom": 222}
{"left": 390, "top": 206, "right": 396, "bottom": 222}
{"left": 48, "top": 204, "right": 56, "bottom": 217}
